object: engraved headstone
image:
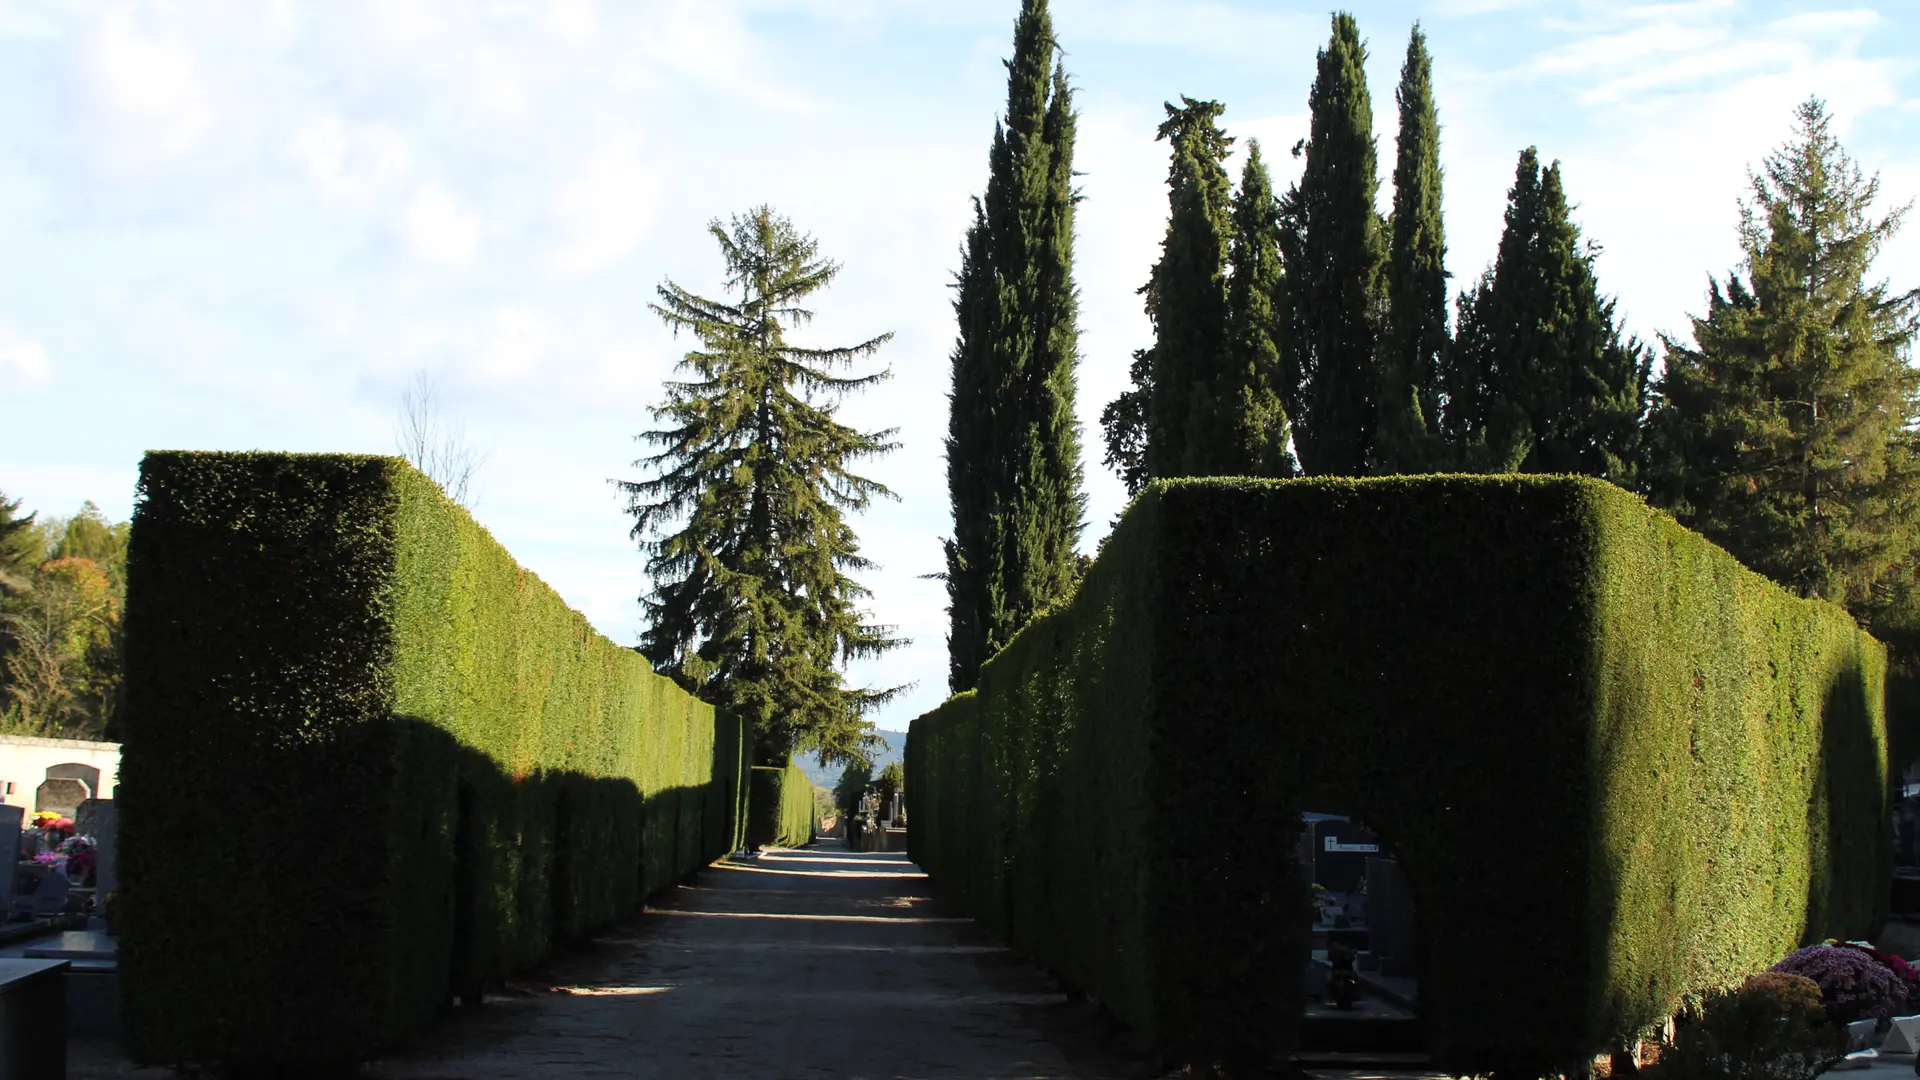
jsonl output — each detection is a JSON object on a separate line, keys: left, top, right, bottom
{"left": 1306, "top": 819, "right": 1381, "bottom": 894}
{"left": 33, "top": 778, "right": 89, "bottom": 817}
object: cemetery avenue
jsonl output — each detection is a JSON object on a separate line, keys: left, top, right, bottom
{"left": 364, "top": 843, "right": 1134, "bottom": 1080}
{"left": 4, "top": 0, "right": 1920, "bottom": 1077}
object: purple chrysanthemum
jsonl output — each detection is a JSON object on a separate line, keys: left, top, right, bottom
{"left": 1772, "top": 944, "right": 1910, "bottom": 1023}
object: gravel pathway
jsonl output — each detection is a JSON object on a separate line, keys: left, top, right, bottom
{"left": 364, "top": 841, "right": 1149, "bottom": 1080}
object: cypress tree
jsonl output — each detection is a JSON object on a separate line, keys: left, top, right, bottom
{"left": 1147, "top": 97, "right": 1235, "bottom": 479}
{"left": 1101, "top": 97, "right": 1236, "bottom": 489}
{"left": 1448, "top": 149, "right": 1651, "bottom": 480}
{"left": 620, "top": 206, "right": 903, "bottom": 769}
{"left": 1105, "top": 112, "right": 1295, "bottom": 489}
{"left": 944, "top": 0, "right": 1085, "bottom": 694}
{"left": 1648, "top": 99, "right": 1920, "bottom": 616}
{"left": 1376, "top": 24, "right": 1448, "bottom": 473}
{"left": 1282, "top": 12, "right": 1387, "bottom": 477}
{"left": 1224, "top": 141, "right": 1292, "bottom": 478}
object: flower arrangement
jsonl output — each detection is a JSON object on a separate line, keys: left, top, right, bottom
{"left": 1770, "top": 942, "right": 1911, "bottom": 1023}
{"left": 58, "top": 836, "right": 95, "bottom": 879}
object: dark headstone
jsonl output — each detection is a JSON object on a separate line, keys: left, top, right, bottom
{"left": 34, "top": 778, "right": 89, "bottom": 817}
{"left": 1367, "top": 856, "right": 1417, "bottom": 978}
{"left": 1305, "top": 819, "right": 1381, "bottom": 894}
{"left": 0, "top": 805, "right": 19, "bottom": 914}
{"left": 76, "top": 799, "right": 116, "bottom": 897}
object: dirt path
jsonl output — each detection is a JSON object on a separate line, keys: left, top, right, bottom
{"left": 365, "top": 841, "right": 1151, "bottom": 1080}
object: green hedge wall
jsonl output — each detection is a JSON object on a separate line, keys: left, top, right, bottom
{"left": 748, "top": 763, "right": 818, "bottom": 849}
{"left": 906, "top": 475, "right": 1888, "bottom": 1075}
{"left": 117, "top": 453, "right": 746, "bottom": 1071}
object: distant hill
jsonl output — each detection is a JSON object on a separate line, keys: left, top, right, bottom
{"left": 794, "top": 729, "right": 906, "bottom": 790}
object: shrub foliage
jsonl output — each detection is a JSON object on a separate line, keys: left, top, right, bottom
{"left": 117, "top": 453, "right": 747, "bottom": 1070}
{"left": 906, "top": 475, "right": 1887, "bottom": 1074}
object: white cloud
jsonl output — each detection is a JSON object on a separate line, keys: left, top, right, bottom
{"left": 72, "top": 5, "right": 213, "bottom": 168}
{"left": 399, "top": 183, "right": 480, "bottom": 265}
{"left": 0, "top": 327, "right": 51, "bottom": 386}
{"left": 544, "top": 136, "right": 662, "bottom": 275}
{"left": 546, "top": 0, "right": 600, "bottom": 44}
{"left": 289, "top": 115, "right": 415, "bottom": 211}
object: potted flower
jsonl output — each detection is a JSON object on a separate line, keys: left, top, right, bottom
{"left": 1771, "top": 941, "right": 1912, "bottom": 1038}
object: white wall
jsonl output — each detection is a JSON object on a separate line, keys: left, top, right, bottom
{"left": 0, "top": 735, "right": 121, "bottom": 807}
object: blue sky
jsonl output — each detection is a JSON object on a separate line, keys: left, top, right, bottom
{"left": 1, "top": 0, "right": 1916, "bottom": 731}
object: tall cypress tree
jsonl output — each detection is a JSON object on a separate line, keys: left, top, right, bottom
{"left": 1648, "top": 99, "right": 1920, "bottom": 616}
{"left": 1447, "top": 149, "right": 1650, "bottom": 480}
{"left": 1224, "top": 141, "right": 1292, "bottom": 478}
{"left": 945, "top": 0, "right": 1084, "bottom": 694}
{"left": 1148, "top": 97, "right": 1236, "bottom": 480}
{"left": 1376, "top": 24, "right": 1448, "bottom": 474}
{"left": 621, "top": 207, "right": 903, "bottom": 769}
{"left": 1100, "top": 97, "right": 1234, "bottom": 490}
{"left": 1282, "top": 12, "right": 1387, "bottom": 477}
{"left": 1105, "top": 113, "right": 1292, "bottom": 489}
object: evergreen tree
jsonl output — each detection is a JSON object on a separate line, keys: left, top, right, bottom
{"left": 1148, "top": 97, "right": 1236, "bottom": 479}
{"left": 944, "top": 0, "right": 1085, "bottom": 694}
{"left": 620, "top": 207, "right": 903, "bottom": 769}
{"left": 0, "top": 492, "right": 37, "bottom": 596}
{"left": 1100, "top": 97, "right": 1235, "bottom": 490}
{"left": 1648, "top": 99, "right": 1920, "bottom": 616}
{"left": 1446, "top": 149, "right": 1651, "bottom": 480}
{"left": 1376, "top": 24, "right": 1448, "bottom": 473}
{"left": 1099, "top": 348, "right": 1152, "bottom": 496}
{"left": 1223, "top": 140, "right": 1293, "bottom": 478}
{"left": 1282, "top": 12, "right": 1388, "bottom": 477}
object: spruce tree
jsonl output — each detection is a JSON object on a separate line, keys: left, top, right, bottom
{"left": 1376, "top": 24, "right": 1448, "bottom": 473}
{"left": 1224, "top": 141, "right": 1292, "bottom": 478}
{"left": 1282, "top": 12, "right": 1388, "bottom": 477}
{"left": 1648, "top": 99, "right": 1920, "bottom": 615}
{"left": 1447, "top": 149, "right": 1651, "bottom": 480}
{"left": 944, "top": 0, "right": 1085, "bottom": 694}
{"left": 621, "top": 207, "right": 903, "bottom": 769}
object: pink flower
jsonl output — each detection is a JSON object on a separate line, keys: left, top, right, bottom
{"left": 1773, "top": 944, "right": 1911, "bottom": 1023}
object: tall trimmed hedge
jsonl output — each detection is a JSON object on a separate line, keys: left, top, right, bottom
{"left": 117, "top": 453, "right": 746, "bottom": 1071}
{"left": 747, "top": 763, "right": 819, "bottom": 849}
{"left": 906, "top": 476, "right": 1888, "bottom": 1075}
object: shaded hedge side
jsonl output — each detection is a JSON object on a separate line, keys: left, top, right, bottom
{"left": 748, "top": 763, "right": 819, "bottom": 849}
{"left": 118, "top": 453, "right": 744, "bottom": 1071}
{"left": 907, "top": 476, "right": 1886, "bottom": 1075}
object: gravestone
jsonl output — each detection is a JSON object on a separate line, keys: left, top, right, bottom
{"left": 0, "top": 805, "right": 20, "bottom": 917}
{"left": 1305, "top": 819, "right": 1381, "bottom": 895}
{"left": 34, "top": 778, "right": 89, "bottom": 817}
{"left": 75, "top": 800, "right": 115, "bottom": 897}
{"left": 1366, "top": 856, "right": 1417, "bottom": 978}
{"left": 44, "top": 763, "right": 102, "bottom": 795}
